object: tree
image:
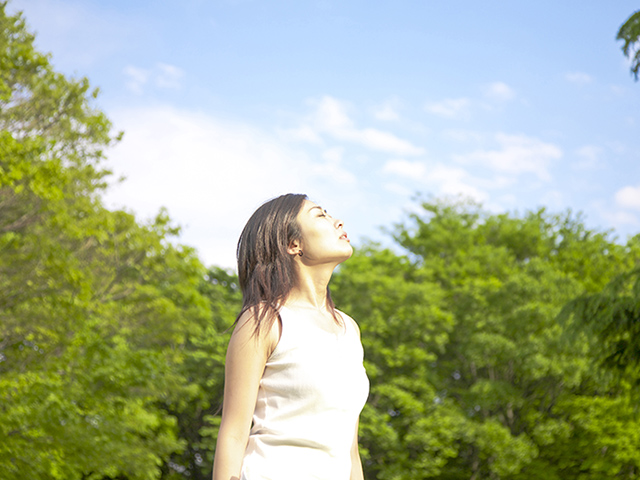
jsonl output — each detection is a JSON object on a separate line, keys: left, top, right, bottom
{"left": 333, "top": 197, "right": 640, "bottom": 479}
{"left": 560, "top": 260, "right": 640, "bottom": 376}
{"left": 162, "top": 267, "right": 240, "bottom": 479}
{"left": 332, "top": 246, "right": 459, "bottom": 479}
{"left": 617, "top": 10, "right": 640, "bottom": 81}
{"left": 0, "top": 4, "right": 215, "bottom": 479}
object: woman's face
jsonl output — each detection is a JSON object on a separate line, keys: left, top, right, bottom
{"left": 293, "top": 200, "right": 353, "bottom": 264}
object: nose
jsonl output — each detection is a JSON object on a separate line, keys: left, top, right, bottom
{"left": 334, "top": 217, "right": 344, "bottom": 229}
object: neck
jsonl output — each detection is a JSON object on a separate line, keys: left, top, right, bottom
{"left": 286, "top": 264, "right": 335, "bottom": 310}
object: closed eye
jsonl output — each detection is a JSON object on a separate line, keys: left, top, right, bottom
{"left": 310, "top": 205, "right": 331, "bottom": 218}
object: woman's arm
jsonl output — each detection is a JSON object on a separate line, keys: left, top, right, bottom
{"left": 345, "top": 311, "right": 366, "bottom": 480}
{"left": 212, "top": 310, "right": 279, "bottom": 480}
{"left": 350, "top": 419, "right": 365, "bottom": 480}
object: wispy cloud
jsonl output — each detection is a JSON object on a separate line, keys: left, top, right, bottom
{"left": 302, "top": 96, "right": 425, "bottom": 155}
{"left": 573, "top": 145, "right": 603, "bottom": 169}
{"left": 599, "top": 208, "right": 639, "bottom": 231}
{"left": 383, "top": 182, "right": 413, "bottom": 196}
{"left": 124, "top": 66, "right": 150, "bottom": 94}
{"left": 615, "top": 185, "right": 640, "bottom": 210}
{"left": 429, "top": 164, "right": 487, "bottom": 201}
{"left": 124, "top": 63, "right": 185, "bottom": 94}
{"left": 383, "top": 159, "right": 427, "bottom": 178}
{"left": 483, "top": 81, "right": 516, "bottom": 102}
{"left": 372, "top": 98, "right": 401, "bottom": 121}
{"left": 442, "top": 129, "right": 484, "bottom": 143}
{"left": 104, "top": 105, "right": 353, "bottom": 268}
{"left": 565, "top": 71, "right": 593, "bottom": 85}
{"left": 454, "top": 133, "right": 562, "bottom": 181}
{"left": 426, "top": 82, "right": 515, "bottom": 120}
{"left": 278, "top": 125, "right": 324, "bottom": 144}
{"left": 313, "top": 147, "right": 357, "bottom": 185}
{"left": 155, "top": 63, "right": 184, "bottom": 89}
{"left": 425, "top": 97, "right": 471, "bottom": 119}
{"left": 346, "top": 128, "right": 424, "bottom": 156}
{"left": 381, "top": 159, "right": 487, "bottom": 202}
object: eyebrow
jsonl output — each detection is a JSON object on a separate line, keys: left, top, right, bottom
{"left": 308, "top": 205, "right": 325, "bottom": 213}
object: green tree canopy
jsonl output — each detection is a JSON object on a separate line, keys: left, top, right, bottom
{"left": 0, "top": 4, "right": 221, "bottom": 479}
{"left": 617, "top": 10, "right": 640, "bottom": 81}
{"left": 333, "top": 198, "right": 640, "bottom": 480}
{"left": 560, "top": 263, "right": 640, "bottom": 377}
{"left": 4, "top": 2, "right": 640, "bottom": 478}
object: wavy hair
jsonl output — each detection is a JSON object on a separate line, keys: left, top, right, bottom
{"left": 236, "top": 193, "right": 340, "bottom": 336}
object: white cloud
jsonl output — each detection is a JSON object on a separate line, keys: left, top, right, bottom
{"left": 428, "top": 164, "right": 487, "bottom": 202}
{"left": 540, "top": 190, "right": 566, "bottom": 209}
{"left": 313, "top": 96, "right": 353, "bottom": 131}
{"left": 454, "top": 133, "right": 562, "bottom": 181}
{"left": 442, "top": 129, "right": 483, "bottom": 143}
{"left": 382, "top": 159, "right": 427, "bottom": 178}
{"left": 349, "top": 128, "right": 424, "bottom": 156}
{"left": 565, "top": 72, "right": 593, "bottom": 84}
{"left": 384, "top": 182, "right": 413, "bottom": 196}
{"left": 615, "top": 185, "right": 640, "bottom": 210}
{"left": 308, "top": 96, "right": 425, "bottom": 155}
{"left": 483, "top": 82, "right": 516, "bottom": 101}
{"left": 573, "top": 145, "right": 602, "bottom": 168}
{"left": 103, "top": 105, "right": 347, "bottom": 268}
{"left": 381, "top": 159, "right": 487, "bottom": 203}
{"left": 322, "top": 147, "right": 344, "bottom": 163}
{"left": 277, "top": 125, "right": 324, "bottom": 144}
{"left": 487, "top": 193, "right": 517, "bottom": 212}
{"left": 124, "top": 63, "right": 184, "bottom": 94}
{"left": 313, "top": 147, "right": 357, "bottom": 185}
{"left": 155, "top": 63, "right": 184, "bottom": 89}
{"left": 312, "top": 162, "right": 357, "bottom": 185}
{"left": 372, "top": 99, "right": 401, "bottom": 121}
{"left": 427, "top": 83, "right": 513, "bottom": 120}
{"left": 600, "top": 209, "right": 639, "bottom": 230}
{"left": 425, "top": 97, "right": 471, "bottom": 119}
{"left": 124, "top": 66, "right": 150, "bottom": 94}
{"left": 440, "top": 182, "right": 487, "bottom": 202}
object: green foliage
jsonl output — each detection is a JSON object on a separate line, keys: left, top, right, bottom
{"left": 0, "top": 197, "right": 213, "bottom": 479}
{"left": 334, "top": 197, "right": 640, "bottom": 479}
{"left": 0, "top": 3, "right": 224, "bottom": 479}
{"left": 3, "top": 2, "right": 640, "bottom": 478}
{"left": 332, "top": 246, "right": 458, "bottom": 479}
{"left": 617, "top": 10, "right": 640, "bottom": 81}
{"left": 164, "top": 267, "right": 239, "bottom": 479}
{"left": 560, "top": 258, "right": 640, "bottom": 376}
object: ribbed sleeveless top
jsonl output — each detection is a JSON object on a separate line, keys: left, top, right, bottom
{"left": 240, "top": 306, "right": 369, "bottom": 480}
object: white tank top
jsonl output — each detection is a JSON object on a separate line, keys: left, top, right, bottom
{"left": 240, "top": 305, "right": 369, "bottom": 480}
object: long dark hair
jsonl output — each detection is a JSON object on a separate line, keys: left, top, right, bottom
{"left": 236, "top": 193, "right": 340, "bottom": 336}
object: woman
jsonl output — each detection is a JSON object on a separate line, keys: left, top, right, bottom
{"left": 212, "top": 193, "right": 369, "bottom": 480}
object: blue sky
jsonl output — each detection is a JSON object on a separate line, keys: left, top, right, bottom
{"left": 11, "top": 0, "right": 640, "bottom": 269}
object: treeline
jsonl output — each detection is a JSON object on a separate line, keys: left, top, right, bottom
{"left": 1, "top": 4, "right": 640, "bottom": 479}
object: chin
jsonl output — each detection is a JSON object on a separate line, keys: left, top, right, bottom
{"left": 340, "top": 245, "right": 354, "bottom": 261}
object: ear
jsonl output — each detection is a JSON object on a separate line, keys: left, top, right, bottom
{"left": 287, "top": 239, "right": 302, "bottom": 256}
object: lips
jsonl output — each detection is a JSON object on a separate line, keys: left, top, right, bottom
{"left": 340, "top": 232, "right": 350, "bottom": 242}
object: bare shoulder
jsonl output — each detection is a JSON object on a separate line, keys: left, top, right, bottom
{"left": 232, "top": 304, "right": 282, "bottom": 358}
{"left": 336, "top": 309, "right": 361, "bottom": 336}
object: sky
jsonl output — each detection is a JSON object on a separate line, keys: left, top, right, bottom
{"left": 9, "top": 0, "right": 640, "bottom": 269}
